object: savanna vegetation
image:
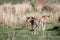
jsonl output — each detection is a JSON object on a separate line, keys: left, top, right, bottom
{"left": 0, "top": 0, "right": 60, "bottom": 40}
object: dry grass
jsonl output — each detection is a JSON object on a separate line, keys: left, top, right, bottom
{"left": 0, "top": 3, "right": 60, "bottom": 28}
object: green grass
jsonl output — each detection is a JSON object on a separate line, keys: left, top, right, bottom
{"left": 0, "top": 24, "right": 3, "bottom": 40}
{"left": 1, "top": 23, "right": 60, "bottom": 40}
{"left": 0, "top": 0, "right": 23, "bottom": 4}
{"left": 0, "top": 0, "right": 60, "bottom": 4}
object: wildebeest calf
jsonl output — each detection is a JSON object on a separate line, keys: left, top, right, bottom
{"left": 26, "top": 16, "right": 39, "bottom": 34}
{"left": 39, "top": 15, "right": 50, "bottom": 31}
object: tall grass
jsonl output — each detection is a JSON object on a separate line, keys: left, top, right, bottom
{"left": 0, "top": 2, "right": 59, "bottom": 28}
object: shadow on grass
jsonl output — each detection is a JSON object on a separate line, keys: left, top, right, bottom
{"left": 46, "top": 25, "right": 60, "bottom": 36}
{"left": 14, "top": 28, "right": 23, "bottom": 30}
{"left": 46, "top": 25, "right": 60, "bottom": 31}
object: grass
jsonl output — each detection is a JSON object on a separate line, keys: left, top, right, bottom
{"left": 1, "top": 23, "right": 60, "bottom": 40}
{"left": 0, "top": 0, "right": 60, "bottom": 40}
{"left": 0, "top": 24, "right": 3, "bottom": 40}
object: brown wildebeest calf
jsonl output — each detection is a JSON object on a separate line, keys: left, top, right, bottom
{"left": 39, "top": 15, "right": 50, "bottom": 31}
